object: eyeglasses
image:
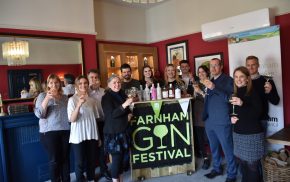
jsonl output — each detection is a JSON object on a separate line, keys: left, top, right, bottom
{"left": 210, "top": 64, "right": 220, "bottom": 68}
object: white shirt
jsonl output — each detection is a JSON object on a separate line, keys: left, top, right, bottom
{"left": 63, "top": 84, "right": 75, "bottom": 95}
{"left": 89, "top": 87, "right": 105, "bottom": 120}
{"left": 67, "top": 94, "right": 100, "bottom": 144}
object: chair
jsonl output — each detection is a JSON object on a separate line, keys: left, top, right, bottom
{"left": 7, "top": 104, "right": 29, "bottom": 115}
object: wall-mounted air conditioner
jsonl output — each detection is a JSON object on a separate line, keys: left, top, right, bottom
{"left": 201, "top": 8, "right": 272, "bottom": 41}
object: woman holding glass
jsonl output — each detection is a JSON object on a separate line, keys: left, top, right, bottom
{"left": 230, "top": 66, "right": 263, "bottom": 182}
{"left": 67, "top": 75, "right": 100, "bottom": 182}
{"left": 101, "top": 74, "right": 133, "bottom": 182}
{"left": 192, "top": 65, "right": 211, "bottom": 169}
{"left": 34, "top": 74, "right": 70, "bottom": 182}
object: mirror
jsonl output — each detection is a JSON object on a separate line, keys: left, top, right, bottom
{"left": 0, "top": 35, "right": 83, "bottom": 99}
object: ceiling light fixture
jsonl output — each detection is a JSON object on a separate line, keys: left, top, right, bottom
{"left": 2, "top": 38, "right": 29, "bottom": 66}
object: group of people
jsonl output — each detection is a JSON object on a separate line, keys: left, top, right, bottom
{"left": 33, "top": 54, "right": 279, "bottom": 182}
{"left": 198, "top": 56, "right": 279, "bottom": 182}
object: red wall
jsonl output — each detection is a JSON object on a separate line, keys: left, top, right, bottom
{"left": 276, "top": 13, "right": 290, "bottom": 127}
{"left": 0, "top": 28, "right": 97, "bottom": 99}
{"left": 0, "top": 28, "right": 97, "bottom": 72}
{"left": 150, "top": 13, "right": 290, "bottom": 126}
{"left": 0, "top": 64, "right": 82, "bottom": 99}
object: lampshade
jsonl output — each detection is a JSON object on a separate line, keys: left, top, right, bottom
{"left": 2, "top": 40, "right": 29, "bottom": 66}
{"left": 122, "top": 0, "right": 164, "bottom": 3}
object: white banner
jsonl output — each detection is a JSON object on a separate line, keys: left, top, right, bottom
{"left": 228, "top": 26, "right": 284, "bottom": 150}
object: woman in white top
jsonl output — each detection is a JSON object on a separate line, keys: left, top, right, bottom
{"left": 67, "top": 75, "right": 100, "bottom": 182}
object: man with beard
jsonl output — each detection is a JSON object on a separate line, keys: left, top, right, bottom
{"left": 120, "top": 63, "right": 141, "bottom": 91}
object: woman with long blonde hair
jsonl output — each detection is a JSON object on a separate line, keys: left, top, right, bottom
{"left": 164, "top": 64, "right": 187, "bottom": 95}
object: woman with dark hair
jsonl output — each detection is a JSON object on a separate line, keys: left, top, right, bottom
{"left": 192, "top": 65, "right": 211, "bottom": 169}
{"left": 101, "top": 74, "right": 133, "bottom": 182}
{"left": 140, "top": 65, "right": 160, "bottom": 89}
{"left": 230, "top": 66, "right": 263, "bottom": 182}
{"left": 34, "top": 74, "right": 70, "bottom": 182}
{"left": 67, "top": 75, "right": 101, "bottom": 182}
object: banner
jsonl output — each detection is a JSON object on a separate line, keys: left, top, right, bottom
{"left": 131, "top": 101, "right": 192, "bottom": 169}
{"left": 228, "top": 26, "right": 284, "bottom": 150}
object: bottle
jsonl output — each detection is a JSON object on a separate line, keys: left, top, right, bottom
{"left": 151, "top": 84, "right": 157, "bottom": 100}
{"left": 168, "top": 83, "right": 175, "bottom": 99}
{"left": 162, "top": 85, "right": 168, "bottom": 99}
{"left": 175, "top": 87, "right": 181, "bottom": 99}
{"left": 144, "top": 84, "right": 150, "bottom": 101}
{"left": 156, "top": 83, "right": 162, "bottom": 100}
{"left": 187, "top": 80, "right": 194, "bottom": 96}
{"left": 139, "top": 85, "right": 143, "bottom": 101}
{"left": 110, "top": 56, "right": 115, "bottom": 67}
{"left": 144, "top": 57, "right": 148, "bottom": 66}
{"left": 0, "top": 93, "right": 2, "bottom": 106}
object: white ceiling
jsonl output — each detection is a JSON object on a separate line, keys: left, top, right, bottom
{"left": 98, "top": 0, "right": 167, "bottom": 8}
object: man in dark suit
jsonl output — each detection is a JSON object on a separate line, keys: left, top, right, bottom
{"left": 203, "top": 58, "right": 237, "bottom": 182}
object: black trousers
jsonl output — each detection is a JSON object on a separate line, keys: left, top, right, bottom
{"left": 239, "top": 158, "right": 263, "bottom": 182}
{"left": 193, "top": 126, "right": 208, "bottom": 158}
{"left": 40, "top": 130, "right": 70, "bottom": 182}
{"left": 96, "top": 121, "right": 109, "bottom": 173}
{"left": 72, "top": 140, "right": 98, "bottom": 182}
{"left": 111, "top": 152, "right": 125, "bottom": 179}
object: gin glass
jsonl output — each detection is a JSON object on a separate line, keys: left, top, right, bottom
{"left": 229, "top": 94, "right": 238, "bottom": 117}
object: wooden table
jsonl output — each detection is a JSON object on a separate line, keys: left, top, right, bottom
{"left": 267, "top": 127, "right": 290, "bottom": 146}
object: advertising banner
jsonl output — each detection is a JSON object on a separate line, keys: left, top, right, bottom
{"left": 131, "top": 100, "right": 193, "bottom": 169}
{"left": 228, "top": 25, "right": 284, "bottom": 150}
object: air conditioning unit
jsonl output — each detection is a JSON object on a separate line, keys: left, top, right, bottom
{"left": 201, "top": 8, "right": 272, "bottom": 41}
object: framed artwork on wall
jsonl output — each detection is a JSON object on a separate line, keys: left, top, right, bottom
{"left": 166, "top": 40, "right": 188, "bottom": 66}
{"left": 193, "top": 52, "right": 223, "bottom": 75}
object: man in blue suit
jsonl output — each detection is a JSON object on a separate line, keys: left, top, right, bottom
{"left": 203, "top": 58, "right": 237, "bottom": 182}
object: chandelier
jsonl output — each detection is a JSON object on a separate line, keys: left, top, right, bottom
{"left": 122, "top": 0, "right": 164, "bottom": 3}
{"left": 2, "top": 39, "right": 29, "bottom": 66}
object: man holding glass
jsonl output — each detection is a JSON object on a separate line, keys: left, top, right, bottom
{"left": 202, "top": 58, "right": 237, "bottom": 182}
{"left": 245, "top": 56, "right": 280, "bottom": 130}
{"left": 87, "top": 69, "right": 112, "bottom": 180}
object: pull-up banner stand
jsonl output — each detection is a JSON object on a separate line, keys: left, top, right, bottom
{"left": 228, "top": 25, "right": 284, "bottom": 150}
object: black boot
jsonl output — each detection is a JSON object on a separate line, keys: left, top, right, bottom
{"left": 202, "top": 157, "right": 210, "bottom": 170}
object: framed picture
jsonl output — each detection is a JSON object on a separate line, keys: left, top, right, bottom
{"left": 166, "top": 40, "right": 188, "bottom": 66}
{"left": 194, "top": 52, "right": 223, "bottom": 75}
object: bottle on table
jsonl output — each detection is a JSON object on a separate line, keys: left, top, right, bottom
{"left": 151, "top": 84, "right": 157, "bottom": 100}
{"left": 187, "top": 79, "right": 194, "bottom": 96}
{"left": 144, "top": 84, "right": 151, "bottom": 101}
{"left": 175, "top": 87, "right": 181, "bottom": 99}
{"left": 162, "top": 85, "right": 168, "bottom": 99}
{"left": 156, "top": 83, "right": 162, "bottom": 100}
{"left": 139, "top": 85, "right": 143, "bottom": 101}
{"left": 168, "top": 83, "right": 175, "bottom": 99}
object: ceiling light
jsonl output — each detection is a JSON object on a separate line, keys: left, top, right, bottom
{"left": 2, "top": 38, "right": 29, "bottom": 66}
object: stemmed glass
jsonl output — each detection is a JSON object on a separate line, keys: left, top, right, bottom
{"left": 200, "top": 79, "right": 209, "bottom": 96}
{"left": 49, "top": 88, "right": 58, "bottom": 105}
{"left": 264, "top": 73, "right": 273, "bottom": 82}
{"left": 229, "top": 94, "right": 238, "bottom": 117}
